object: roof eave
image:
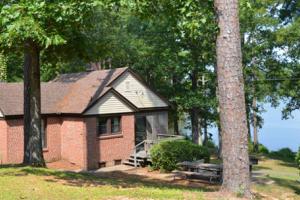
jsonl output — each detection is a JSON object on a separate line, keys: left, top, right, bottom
{"left": 108, "top": 68, "right": 172, "bottom": 108}
{"left": 0, "top": 108, "right": 5, "bottom": 118}
{"left": 82, "top": 87, "right": 139, "bottom": 115}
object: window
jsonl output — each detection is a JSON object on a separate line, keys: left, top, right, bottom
{"left": 98, "top": 116, "right": 121, "bottom": 136}
{"left": 98, "top": 117, "right": 108, "bottom": 135}
{"left": 99, "top": 162, "right": 106, "bottom": 168}
{"left": 114, "top": 159, "right": 122, "bottom": 166}
{"left": 41, "top": 119, "right": 47, "bottom": 148}
{"left": 111, "top": 117, "right": 121, "bottom": 133}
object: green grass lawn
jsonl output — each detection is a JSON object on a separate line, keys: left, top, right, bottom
{"left": 0, "top": 165, "right": 205, "bottom": 200}
{"left": 253, "top": 158, "right": 300, "bottom": 200}
{"left": 0, "top": 157, "right": 299, "bottom": 200}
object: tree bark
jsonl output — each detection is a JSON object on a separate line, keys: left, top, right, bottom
{"left": 171, "top": 75, "right": 180, "bottom": 135}
{"left": 190, "top": 108, "right": 200, "bottom": 144}
{"left": 190, "top": 69, "right": 200, "bottom": 144}
{"left": 217, "top": 123, "right": 222, "bottom": 159}
{"left": 173, "top": 108, "right": 180, "bottom": 135}
{"left": 23, "top": 39, "right": 45, "bottom": 167}
{"left": 198, "top": 117, "right": 203, "bottom": 145}
{"left": 203, "top": 117, "right": 208, "bottom": 145}
{"left": 215, "top": 0, "right": 251, "bottom": 196}
{"left": 246, "top": 100, "right": 252, "bottom": 142}
{"left": 252, "top": 95, "right": 258, "bottom": 152}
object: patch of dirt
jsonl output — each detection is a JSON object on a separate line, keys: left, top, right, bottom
{"left": 117, "top": 167, "right": 220, "bottom": 190}
{"left": 106, "top": 197, "right": 153, "bottom": 200}
{"left": 204, "top": 191, "right": 245, "bottom": 200}
{"left": 204, "top": 191, "right": 269, "bottom": 200}
{"left": 46, "top": 160, "right": 82, "bottom": 171}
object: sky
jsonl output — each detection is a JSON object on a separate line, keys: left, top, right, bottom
{"left": 210, "top": 103, "right": 300, "bottom": 152}
{"left": 256, "top": 103, "right": 300, "bottom": 151}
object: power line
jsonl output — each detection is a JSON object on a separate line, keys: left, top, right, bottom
{"left": 252, "top": 78, "right": 300, "bottom": 82}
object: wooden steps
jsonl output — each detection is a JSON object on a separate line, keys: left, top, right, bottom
{"left": 123, "top": 150, "right": 151, "bottom": 167}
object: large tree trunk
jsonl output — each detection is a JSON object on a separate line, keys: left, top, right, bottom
{"left": 217, "top": 123, "right": 222, "bottom": 159}
{"left": 203, "top": 117, "right": 208, "bottom": 145}
{"left": 246, "top": 100, "right": 252, "bottom": 141}
{"left": 198, "top": 117, "right": 203, "bottom": 145}
{"left": 252, "top": 95, "right": 258, "bottom": 152}
{"left": 190, "top": 108, "right": 200, "bottom": 144}
{"left": 215, "top": 0, "right": 251, "bottom": 196}
{"left": 23, "top": 39, "right": 45, "bottom": 167}
{"left": 190, "top": 69, "right": 200, "bottom": 144}
{"left": 173, "top": 109, "right": 180, "bottom": 135}
{"left": 172, "top": 76, "right": 180, "bottom": 135}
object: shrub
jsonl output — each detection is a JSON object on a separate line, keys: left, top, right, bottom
{"left": 258, "top": 144, "right": 269, "bottom": 154}
{"left": 269, "top": 148, "right": 296, "bottom": 162}
{"left": 248, "top": 142, "right": 255, "bottom": 154}
{"left": 296, "top": 147, "right": 300, "bottom": 168}
{"left": 248, "top": 142, "right": 269, "bottom": 155}
{"left": 204, "top": 139, "right": 218, "bottom": 155}
{"left": 150, "top": 139, "right": 210, "bottom": 172}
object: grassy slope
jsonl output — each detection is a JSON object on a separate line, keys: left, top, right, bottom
{"left": 253, "top": 158, "right": 300, "bottom": 200}
{"left": 0, "top": 166, "right": 204, "bottom": 200}
{"left": 0, "top": 158, "right": 299, "bottom": 200}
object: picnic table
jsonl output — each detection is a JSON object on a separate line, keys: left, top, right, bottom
{"left": 174, "top": 157, "right": 256, "bottom": 183}
{"left": 179, "top": 162, "right": 222, "bottom": 172}
{"left": 174, "top": 161, "right": 222, "bottom": 183}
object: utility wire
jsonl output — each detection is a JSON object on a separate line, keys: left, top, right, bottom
{"left": 252, "top": 78, "right": 300, "bottom": 82}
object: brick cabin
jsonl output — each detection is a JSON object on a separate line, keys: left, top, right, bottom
{"left": 0, "top": 68, "right": 169, "bottom": 170}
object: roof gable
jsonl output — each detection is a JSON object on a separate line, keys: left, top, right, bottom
{"left": 84, "top": 90, "right": 135, "bottom": 115}
{"left": 53, "top": 67, "right": 128, "bottom": 114}
{"left": 110, "top": 71, "right": 169, "bottom": 109}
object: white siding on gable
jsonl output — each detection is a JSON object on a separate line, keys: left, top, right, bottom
{"left": 112, "top": 72, "right": 168, "bottom": 108}
{"left": 0, "top": 110, "right": 3, "bottom": 118}
{"left": 85, "top": 92, "right": 134, "bottom": 115}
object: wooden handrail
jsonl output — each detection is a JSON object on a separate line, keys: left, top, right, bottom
{"left": 131, "top": 134, "right": 183, "bottom": 168}
{"left": 132, "top": 140, "right": 154, "bottom": 167}
{"left": 157, "top": 134, "right": 185, "bottom": 141}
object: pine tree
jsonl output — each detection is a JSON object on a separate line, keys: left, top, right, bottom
{"left": 215, "top": 0, "right": 251, "bottom": 196}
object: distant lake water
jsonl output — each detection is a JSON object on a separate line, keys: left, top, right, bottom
{"left": 210, "top": 103, "right": 300, "bottom": 152}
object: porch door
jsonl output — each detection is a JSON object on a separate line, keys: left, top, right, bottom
{"left": 135, "top": 116, "right": 147, "bottom": 146}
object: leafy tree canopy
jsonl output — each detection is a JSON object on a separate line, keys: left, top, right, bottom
{"left": 0, "top": 1, "right": 95, "bottom": 48}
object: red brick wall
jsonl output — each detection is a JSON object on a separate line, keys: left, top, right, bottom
{"left": 59, "top": 115, "right": 135, "bottom": 170}
{"left": 84, "top": 117, "right": 99, "bottom": 170}
{"left": 2, "top": 117, "right": 95, "bottom": 169}
{"left": 0, "top": 119, "right": 8, "bottom": 164}
{"left": 98, "top": 114, "right": 135, "bottom": 166}
{"left": 6, "top": 119, "right": 24, "bottom": 163}
{"left": 61, "top": 117, "right": 86, "bottom": 168}
{"left": 43, "top": 117, "right": 62, "bottom": 162}
{"left": 4, "top": 118, "right": 62, "bottom": 164}
{"left": 1, "top": 114, "right": 136, "bottom": 169}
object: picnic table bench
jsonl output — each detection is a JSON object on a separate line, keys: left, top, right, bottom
{"left": 173, "top": 157, "right": 257, "bottom": 183}
{"left": 174, "top": 161, "right": 222, "bottom": 183}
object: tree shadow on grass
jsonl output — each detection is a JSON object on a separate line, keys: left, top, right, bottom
{"left": 266, "top": 155, "right": 296, "bottom": 165}
{"left": 278, "top": 161, "right": 298, "bottom": 168}
{"left": 0, "top": 164, "right": 26, "bottom": 168}
{"left": 253, "top": 165, "right": 272, "bottom": 171}
{"left": 270, "top": 177, "right": 300, "bottom": 195}
{"left": 1, "top": 166, "right": 218, "bottom": 193}
{"left": 0, "top": 164, "right": 31, "bottom": 176}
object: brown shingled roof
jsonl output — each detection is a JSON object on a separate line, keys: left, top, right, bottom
{"left": 0, "top": 67, "right": 128, "bottom": 116}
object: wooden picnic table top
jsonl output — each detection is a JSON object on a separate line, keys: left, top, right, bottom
{"left": 192, "top": 164, "right": 222, "bottom": 172}
{"left": 178, "top": 162, "right": 222, "bottom": 172}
